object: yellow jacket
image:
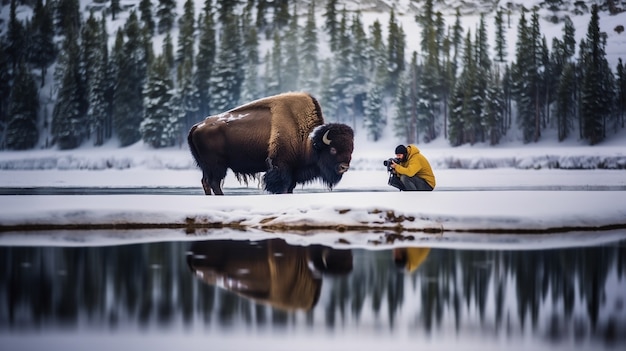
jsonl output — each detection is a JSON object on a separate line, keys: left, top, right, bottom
{"left": 394, "top": 145, "right": 436, "bottom": 189}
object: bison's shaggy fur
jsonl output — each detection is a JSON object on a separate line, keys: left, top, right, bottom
{"left": 188, "top": 92, "right": 354, "bottom": 195}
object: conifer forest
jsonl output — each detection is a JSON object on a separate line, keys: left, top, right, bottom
{"left": 1, "top": 0, "right": 625, "bottom": 151}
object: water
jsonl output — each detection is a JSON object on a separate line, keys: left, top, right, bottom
{"left": 1, "top": 234, "right": 624, "bottom": 350}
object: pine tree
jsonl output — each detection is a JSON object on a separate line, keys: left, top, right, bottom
{"left": 420, "top": 18, "right": 441, "bottom": 143}
{"left": 494, "top": 8, "right": 507, "bottom": 63}
{"left": 562, "top": 16, "right": 576, "bottom": 59}
{"left": 580, "top": 5, "right": 613, "bottom": 144}
{"left": 476, "top": 14, "right": 491, "bottom": 71}
{"left": 407, "top": 52, "right": 419, "bottom": 144}
{"left": 450, "top": 8, "right": 464, "bottom": 78}
{"left": 156, "top": 0, "right": 176, "bottom": 34}
{"left": 196, "top": 3, "right": 217, "bottom": 117}
{"left": 0, "top": 46, "right": 11, "bottom": 147}
{"left": 5, "top": 61, "right": 39, "bottom": 150}
{"left": 240, "top": 7, "right": 260, "bottom": 103}
{"left": 349, "top": 10, "right": 369, "bottom": 118}
{"left": 320, "top": 59, "right": 338, "bottom": 121}
{"left": 393, "top": 70, "right": 412, "bottom": 143}
{"left": 56, "top": 0, "right": 81, "bottom": 37}
{"left": 82, "top": 11, "right": 102, "bottom": 103}
{"left": 282, "top": 3, "right": 299, "bottom": 92}
{"left": 139, "top": 0, "right": 155, "bottom": 35}
{"left": 299, "top": 1, "right": 320, "bottom": 95}
{"left": 6, "top": 0, "right": 25, "bottom": 72}
{"left": 177, "top": 0, "right": 196, "bottom": 67}
{"left": 329, "top": 8, "right": 353, "bottom": 123}
{"left": 176, "top": 59, "right": 199, "bottom": 144}
{"left": 368, "top": 20, "right": 388, "bottom": 97}
{"left": 86, "top": 13, "right": 112, "bottom": 146}
{"left": 386, "top": 9, "right": 405, "bottom": 96}
{"left": 141, "top": 55, "right": 175, "bottom": 148}
{"left": 512, "top": 10, "right": 540, "bottom": 143}
{"left": 209, "top": 14, "right": 243, "bottom": 113}
{"left": 323, "top": 0, "right": 339, "bottom": 51}
{"left": 416, "top": 0, "right": 434, "bottom": 57}
{"left": 113, "top": 11, "right": 148, "bottom": 146}
{"left": 87, "top": 23, "right": 111, "bottom": 146}
{"left": 52, "top": 32, "right": 87, "bottom": 149}
{"left": 162, "top": 32, "right": 175, "bottom": 72}
{"left": 555, "top": 62, "right": 576, "bottom": 141}
{"left": 448, "top": 68, "right": 467, "bottom": 147}
{"left": 419, "top": 58, "right": 438, "bottom": 143}
{"left": 482, "top": 69, "right": 505, "bottom": 145}
{"left": 617, "top": 59, "right": 626, "bottom": 129}
{"left": 461, "top": 31, "right": 484, "bottom": 144}
{"left": 255, "top": 0, "right": 269, "bottom": 38}
{"left": 28, "top": 0, "right": 56, "bottom": 87}
{"left": 110, "top": 0, "right": 121, "bottom": 20}
{"left": 216, "top": 0, "right": 239, "bottom": 24}
{"left": 274, "top": 0, "right": 290, "bottom": 30}
{"left": 364, "top": 83, "right": 384, "bottom": 141}
{"left": 264, "top": 32, "right": 283, "bottom": 97}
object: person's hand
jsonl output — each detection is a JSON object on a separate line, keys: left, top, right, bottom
{"left": 390, "top": 161, "right": 397, "bottom": 169}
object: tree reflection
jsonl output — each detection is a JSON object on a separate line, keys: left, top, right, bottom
{"left": 0, "top": 235, "right": 624, "bottom": 347}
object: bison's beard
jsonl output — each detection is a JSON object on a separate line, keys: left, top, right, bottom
{"left": 319, "top": 163, "right": 345, "bottom": 188}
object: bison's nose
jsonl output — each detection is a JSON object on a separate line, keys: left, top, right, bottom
{"left": 337, "top": 163, "right": 350, "bottom": 174}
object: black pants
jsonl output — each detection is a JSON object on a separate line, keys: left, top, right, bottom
{"left": 388, "top": 174, "right": 433, "bottom": 191}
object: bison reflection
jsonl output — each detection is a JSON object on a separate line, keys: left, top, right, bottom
{"left": 187, "top": 239, "right": 353, "bottom": 311}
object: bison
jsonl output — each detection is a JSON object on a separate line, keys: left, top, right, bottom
{"left": 187, "top": 92, "right": 354, "bottom": 195}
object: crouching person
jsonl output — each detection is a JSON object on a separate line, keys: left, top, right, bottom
{"left": 387, "top": 144, "right": 436, "bottom": 191}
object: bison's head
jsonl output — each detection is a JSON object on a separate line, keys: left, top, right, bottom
{"left": 311, "top": 123, "right": 354, "bottom": 187}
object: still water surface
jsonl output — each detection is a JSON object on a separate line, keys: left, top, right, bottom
{"left": 1, "top": 234, "right": 624, "bottom": 350}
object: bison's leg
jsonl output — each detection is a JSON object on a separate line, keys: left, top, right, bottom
{"left": 209, "top": 179, "right": 224, "bottom": 195}
{"left": 201, "top": 176, "right": 213, "bottom": 195}
{"left": 201, "top": 168, "right": 226, "bottom": 195}
{"left": 264, "top": 167, "right": 292, "bottom": 194}
{"left": 286, "top": 180, "right": 297, "bottom": 194}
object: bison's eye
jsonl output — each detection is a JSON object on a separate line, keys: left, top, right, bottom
{"left": 330, "top": 147, "right": 337, "bottom": 155}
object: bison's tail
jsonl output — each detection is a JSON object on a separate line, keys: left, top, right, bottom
{"left": 187, "top": 124, "right": 204, "bottom": 169}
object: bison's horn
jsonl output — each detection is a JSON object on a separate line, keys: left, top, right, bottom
{"left": 322, "top": 130, "right": 332, "bottom": 145}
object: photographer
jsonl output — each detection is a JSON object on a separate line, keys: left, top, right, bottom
{"left": 386, "top": 144, "right": 436, "bottom": 191}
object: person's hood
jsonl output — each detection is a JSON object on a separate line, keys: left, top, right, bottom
{"left": 407, "top": 145, "right": 421, "bottom": 155}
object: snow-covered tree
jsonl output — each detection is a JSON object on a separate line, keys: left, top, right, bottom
{"left": 156, "top": 0, "right": 176, "bottom": 34}
{"left": 364, "top": 83, "right": 384, "bottom": 141}
{"left": 113, "top": 11, "right": 148, "bottom": 146}
{"left": 141, "top": 55, "right": 175, "bottom": 148}
{"left": 28, "top": 0, "right": 56, "bottom": 87}
{"left": 282, "top": 3, "right": 300, "bottom": 92}
{"left": 299, "top": 1, "right": 320, "bottom": 95}
{"left": 6, "top": 62, "right": 39, "bottom": 150}
{"left": 52, "top": 32, "right": 87, "bottom": 149}
{"left": 209, "top": 14, "right": 243, "bottom": 113}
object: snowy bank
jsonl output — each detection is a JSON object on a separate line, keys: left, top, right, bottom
{"left": 1, "top": 191, "right": 625, "bottom": 235}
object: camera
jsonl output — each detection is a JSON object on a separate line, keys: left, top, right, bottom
{"left": 383, "top": 158, "right": 400, "bottom": 172}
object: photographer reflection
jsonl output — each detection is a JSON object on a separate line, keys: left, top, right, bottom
{"left": 187, "top": 239, "right": 353, "bottom": 311}
{"left": 385, "top": 144, "right": 436, "bottom": 191}
{"left": 392, "top": 247, "right": 431, "bottom": 273}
